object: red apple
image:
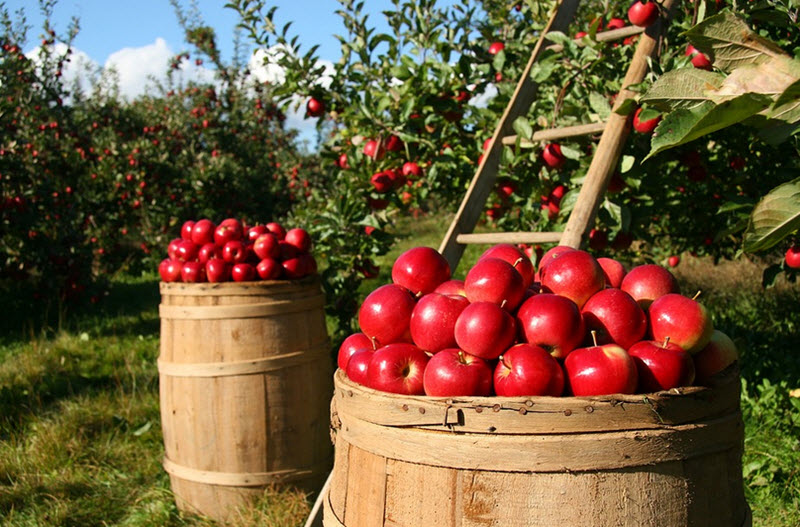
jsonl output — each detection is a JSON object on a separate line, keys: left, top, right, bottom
{"left": 628, "top": 339, "right": 694, "bottom": 393}
{"left": 358, "top": 284, "right": 416, "bottom": 346}
{"left": 423, "top": 349, "right": 493, "bottom": 397}
{"left": 597, "top": 257, "right": 626, "bottom": 288}
{"left": 181, "top": 220, "right": 195, "bottom": 241}
{"left": 668, "top": 255, "right": 680, "bottom": 268}
{"left": 540, "top": 250, "right": 605, "bottom": 309}
{"left": 606, "top": 17, "right": 625, "bottom": 30}
{"left": 338, "top": 332, "right": 374, "bottom": 371}
{"left": 384, "top": 134, "right": 404, "bottom": 152}
{"left": 434, "top": 279, "right": 466, "bottom": 297}
{"left": 538, "top": 245, "right": 575, "bottom": 273}
{"left": 410, "top": 293, "right": 470, "bottom": 353}
{"left": 197, "top": 242, "right": 220, "bottom": 264}
{"left": 363, "top": 139, "right": 385, "bottom": 160}
{"left": 633, "top": 107, "right": 661, "bottom": 134}
{"left": 366, "top": 343, "right": 429, "bottom": 395}
{"left": 581, "top": 288, "right": 648, "bottom": 350}
{"left": 281, "top": 255, "right": 309, "bottom": 279}
{"left": 402, "top": 161, "right": 422, "bottom": 179}
{"left": 174, "top": 239, "right": 198, "bottom": 262}
{"left": 265, "top": 222, "right": 286, "bottom": 240}
{"left": 391, "top": 246, "right": 451, "bottom": 296}
{"left": 159, "top": 258, "right": 182, "bottom": 282}
{"left": 516, "top": 293, "right": 584, "bottom": 360}
{"left": 167, "top": 238, "right": 183, "bottom": 260}
{"left": 346, "top": 349, "right": 374, "bottom": 385}
{"left": 564, "top": 342, "right": 638, "bottom": 396}
{"left": 256, "top": 257, "right": 282, "bottom": 280}
{"left": 488, "top": 41, "right": 505, "bottom": 55}
{"left": 253, "top": 233, "right": 280, "bottom": 260}
{"left": 247, "top": 224, "right": 268, "bottom": 242}
{"left": 214, "top": 218, "right": 243, "bottom": 246}
{"left": 541, "top": 143, "right": 566, "bottom": 168}
{"left": 685, "top": 44, "right": 712, "bottom": 70}
{"left": 191, "top": 218, "right": 216, "bottom": 245}
{"left": 627, "top": 0, "right": 659, "bottom": 27}
{"left": 785, "top": 245, "right": 800, "bottom": 269}
{"left": 306, "top": 96, "right": 325, "bottom": 117}
{"left": 454, "top": 301, "right": 517, "bottom": 360}
{"left": 479, "top": 243, "right": 535, "bottom": 289}
{"left": 693, "top": 330, "right": 739, "bottom": 384}
{"left": 620, "top": 264, "right": 680, "bottom": 309}
{"left": 464, "top": 257, "right": 525, "bottom": 311}
{"left": 649, "top": 293, "right": 714, "bottom": 354}
{"left": 222, "top": 240, "right": 248, "bottom": 264}
{"left": 231, "top": 262, "right": 256, "bottom": 282}
{"left": 181, "top": 261, "right": 207, "bottom": 283}
{"left": 588, "top": 228, "right": 608, "bottom": 251}
{"left": 284, "top": 228, "right": 312, "bottom": 253}
{"left": 494, "top": 343, "right": 565, "bottom": 397}
{"left": 205, "top": 258, "right": 231, "bottom": 283}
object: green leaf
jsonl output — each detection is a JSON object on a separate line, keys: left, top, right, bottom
{"left": 559, "top": 145, "right": 582, "bottom": 160}
{"left": 645, "top": 94, "right": 771, "bottom": 160}
{"left": 492, "top": 50, "right": 506, "bottom": 72}
{"left": 589, "top": 92, "right": 611, "bottom": 120}
{"left": 743, "top": 177, "right": 800, "bottom": 253}
{"left": 613, "top": 98, "right": 637, "bottom": 116}
{"left": 620, "top": 155, "right": 635, "bottom": 174}
{"left": 544, "top": 31, "right": 572, "bottom": 46}
{"left": 512, "top": 116, "right": 533, "bottom": 140}
{"left": 640, "top": 69, "right": 725, "bottom": 111}
{"left": 768, "top": 77, "right": 800, "bottom": 123}
{"left": 684, "top": 11, "right": 789, "bottom": 73}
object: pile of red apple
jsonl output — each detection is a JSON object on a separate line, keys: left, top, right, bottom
{"left": 158, "top": 218, "right": 317, "bottom": 283}
{"left": 338, "top": 244, "right": 739, "bottom": 397}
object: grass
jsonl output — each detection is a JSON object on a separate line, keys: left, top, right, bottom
{"left": 1, "top": 212, "right": 798, "bottom": 526}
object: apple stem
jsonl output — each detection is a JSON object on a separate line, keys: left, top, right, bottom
{"left": 663, "top": 336, "right": 670, "bottom": 348}
{"left": 590, "top": 330, "right": 598, "bottom": 347}
{"left": 458, "top": 350, "right": 466, "bottom": 364}
{"left": 513, "top": 257, "right": 524, "bottom": 269}
{"left": 370, "top": 336, "right": 379, "bottom": 351}
{"left": 501, "top": 299, "right": 508, "bottom": 309}
{"left": 692, "top": 290, "right": 702, "bottom": 301}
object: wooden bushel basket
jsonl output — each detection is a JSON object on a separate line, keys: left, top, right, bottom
{"left": 324, "top": 366, "right": 751, "bottom": 527}
{"left": 159, "top": 277, "right": 333, "bottom": 523}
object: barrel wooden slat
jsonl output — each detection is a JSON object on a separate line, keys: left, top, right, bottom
{"left": 324, "top": 366, "right": 750, "bottom": 527}
{"left": 159, "top": 278, "right": 333, "bottom": 523}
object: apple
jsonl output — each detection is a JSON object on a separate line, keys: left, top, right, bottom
{"left": 197, "top": 242, "right": 220, "bottom": 264}
{"left": 253, "top": 233, "right": 280, "bottom": 260}
{"left": 337, "top": 153, "right": 350, "bottom": 170}
{"left": 370, "top": 171, "right": 394, "bottom": 193}
{"left": 541, "top": 143, "right": 566, "bottom": 169}
{"left": 410, "top": 293, "right": 470, "bottom": 353}
{"left": 575, "top": 30, "right": 588, "bottom": 39}
{"left": 685, "top": 44, "right": 712, "bottom": 70}
{"left": 222, "top": 240, "right": 248, "bottom": 264}
{"left": 159, "top": 258, "right": 182, "bottom": 282}
{"left": 231, "top": 262, "right": 256, "bottom": 282}
{"left": 167, "top": 238, "right": 183, "bottom": 260}
{"left": 214, "top": 218, "right": 243, "bottom": 246}
{"left": 284, "top": 228, "right": 312, "bottom": 253}
{"left": 454, "top": 301, "right": 517, "bottom": 360}
{"left": 384, "top": 134, "right": 404, "bottom": 152}
{"left": 174, "top": 239, "right": 198, "bottom": 262}
{"left": 423, "top": 349, "right": 493, "bottom": 397}
{"left": 494, "top": 343, "right": 565, "bottom": 397}
{"left": 359, "top": 284, "right": 416, "bottom": 346}
{"left": 516, "top": 293, "right": 585, "bottom": 360}
{"left": 627, "top": 0, "right": 659, "bottom": 28}
{"left": 181, "top": 220, "right": 195, "bottom": 241}
{"left": 338, "top": 332, "right": 374, "bottom": 371}
{"left": 434, "top": 279, "right": 466, "bottom": 297}
{"left": 693, "top": 330, "right": 739, "bottom": 384}
{"left": 564, "top": 340, "right": 638, "bottom": 396}
{"left": 402, "top": 161, "right": 422, "bottom": 179}
{"left": 206, "top": 258, "right": 231, "bottom": 283}
{"left": 277, "top": 241, "right": 297, "bottom": 262}
{"left": 391, "top": 246, "right": 451, "bottom": 296}
{"left": 633, "top": 107, "right": 661, "bottom": 134}
{"left": 191, "top": 218, "right": 216, "bottom": 246}
{"left": 366, "top": 343, "right": 429, "bottom": 395}
{"left": 540, "top": 250, "right": 605, "bottom": 309}
{"left": 588, "top": 228, "right": 608, "bottom": 251}
{"left": 265, "top": 222, "right": 286, "bottom": 240}
{"left": 597, "top": 257, "right": 626, "bottom": 288}
{"left": 538, "top": 245, "right": 575, "bottom": 273}
{"left": 247, "top": 224, "right": 268, "bottom": 242}
{"left": 465, "top": 257, "right": 525, "bottom": 310}
{"left": 363, "top": 139, "right": 385, "bottom": 160}
{"left": 581, "top": 288, "right": 647, "bottom": 350}
{"left": 649, "top": 293, "right": 714, "bottom": 354}
{"left": 668, "top": 255, "right": 680, "bottom": 268}
{"left": 282, "top": 254, "right": 311, "bottom": 279}
{"left": 256, "top": 257, "right": 282, "bottom": 280}
{"left": 479, "top": 243, "right": 535, "bottom": 289}
{"left": 306, "top": 96, "right": 325, "bottom": 117}
{"left": 488, "top": 41, "right": 505, "bottom": 55}
{"left": 181, "top": 261, "right": 207, "bottom": 283}
{"left": 346, "top": 349, "right": 374, "bottom": 385}
{"left": 620, "top": 264, "right": 680, "bottom": 309}
{"left": 628, "top": 338, "right": 696, "bottom": 392}
{"left": 606, "top": 17, "right": 625, "bottom": 30}
{"left": 785, "top": 245, "right": 800, "bottom": 269}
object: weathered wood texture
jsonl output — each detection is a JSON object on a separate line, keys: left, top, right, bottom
{"left": 324, "top": 367, "right": 750, "bottom": 527}
{"left": 159, "top": 277, "right": 333, "bottom": 523}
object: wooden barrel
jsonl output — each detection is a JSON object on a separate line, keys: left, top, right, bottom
{"left": 324, "top": 366, "right": 751, "bottom": 527}
{"left": 159, "top": 277, "right": 333, "bottom": 523}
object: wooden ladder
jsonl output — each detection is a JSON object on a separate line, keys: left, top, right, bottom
{"left": 438, "top": 0, "right": 677, "bottom": 268}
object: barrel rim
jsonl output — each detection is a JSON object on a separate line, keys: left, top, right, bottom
{"left": 159, "top": 274, "right": 320, "bottom": 295}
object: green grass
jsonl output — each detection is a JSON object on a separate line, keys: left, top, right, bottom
{"left": 1, "top": 213, "right": 799, "bottom": 526}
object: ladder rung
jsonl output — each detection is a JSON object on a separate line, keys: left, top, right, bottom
{"left": 503, "top": 121, "right": 606, "bottom": 146}
{"left": 456, "top": 232, "right": 563, "bottom": 245}
{"left": 547, "top": 25, "right": 645, "bottom": 53}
